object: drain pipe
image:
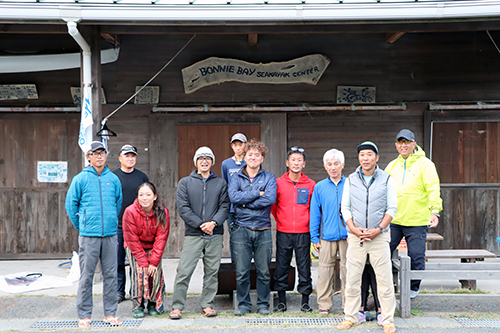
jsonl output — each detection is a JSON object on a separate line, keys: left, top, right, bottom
{"left": 67, "top": 21, "right": 95, "bottom": 153}
{"left": 67, "top": 21, "right": 91, "bottom": 92}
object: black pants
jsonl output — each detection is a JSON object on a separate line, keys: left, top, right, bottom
{"left": 273, "top": 231, "right": 312, "bottom": 296}
{"left": 361, "top": 257, "right": 381, "bottom": 311}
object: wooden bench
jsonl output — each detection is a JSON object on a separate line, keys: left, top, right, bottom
{"left": 395, "top": 250, "right": 500, "bottom": 318}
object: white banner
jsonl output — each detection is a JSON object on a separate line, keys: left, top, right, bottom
{"left": 182, "top": 54, "right": 330, "bottom": 94}
{"left": 78, "top": 86, "right": 93, "bottom": 154}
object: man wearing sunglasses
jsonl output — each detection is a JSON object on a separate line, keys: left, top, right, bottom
{"left": 66, "top": 141, "right": 123, "bottom": 327}
{"left": 113, "top": 144, "right": 149, "bottom": 303}
{"left": 271, "top": 147, "right": 316, "bottom": 312}
{"left": 385, "top": 129, "right": 442, "bottom": 300}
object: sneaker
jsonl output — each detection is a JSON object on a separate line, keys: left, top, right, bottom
{"left": 301, "top": 303, "right": 313, "bottom": 313}
{"left": 234, "top": 307, "right": 250, "bottom": 316}
{"left": 365, "top": 311, "right": 375, "bottom": 321}
{"left": 258, "top": 307, "right": 271, "bottom": 315}
{"left": 117, "top": 294, "right": 126, "bottom": 303}
{"left": 274, "top": 302, "right": 287, "bottom": 312}
{"left": 410, "top": 290, "right": 419, "bottom": 299}
{"left": 377, "top": 312, "right": 382, "bottom": 325}
{"left": 358, "top": 311, "right": 366, "bottom": 323}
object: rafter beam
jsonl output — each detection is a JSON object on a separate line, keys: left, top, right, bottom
{"left": 248, "top": 33, "right": 258, "bottom": 45}
{"left": 385, "top": 32, "right": 406, "bottom": 43}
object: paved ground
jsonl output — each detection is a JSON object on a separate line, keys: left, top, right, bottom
{"left": 0, "top": 257, "right": 499, "bottom": 332}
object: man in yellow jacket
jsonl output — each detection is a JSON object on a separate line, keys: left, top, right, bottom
{"left": 386, "top": 129, "right": 443, "bottom": 299}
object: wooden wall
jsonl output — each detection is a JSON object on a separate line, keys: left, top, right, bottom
{"left": 287, "top": 104, "right": 426, "bottom": 182}
{"left": 2, "top": 31, "right": 500, "bottom": 105}
{"left": 436, "top": 187, "right": 500, "bottom": 253}
{"left": 0, "top": 114, "right": 80, "bottom": 257}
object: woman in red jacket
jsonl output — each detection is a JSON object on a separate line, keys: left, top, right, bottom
{"left": 123, "top": 182, "right": 170, "bottom": 318}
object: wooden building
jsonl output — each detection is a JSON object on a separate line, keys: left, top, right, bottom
{"left": 1, "top": 0, "right": 500, "bottom": 258}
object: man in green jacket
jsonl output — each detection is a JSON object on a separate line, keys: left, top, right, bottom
{"left": 386, "top": 129, "right": 443, "bottom": 299}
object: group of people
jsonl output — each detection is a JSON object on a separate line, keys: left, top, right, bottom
{"left": 65, "top": 128, "right": 442, "bottom": 333}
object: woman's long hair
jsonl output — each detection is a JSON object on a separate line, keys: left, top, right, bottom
{"left": 136, "top": 182, "right": 167, "bottom": 228}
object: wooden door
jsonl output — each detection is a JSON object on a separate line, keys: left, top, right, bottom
{"left": 177, "top": 124, "right": 260, "bottom": 180}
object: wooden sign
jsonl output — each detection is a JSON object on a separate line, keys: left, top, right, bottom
{"left": 182, "top": 54, "right": 330, "bottom": 94}
{"left": 0, "top": 84, "right": 38, "bottom": 100}
{"left": 337, "top": 86, "right": 376, "bottom": 104}
{"left": 134, "top": 86, "right": 160, "bottom": 105}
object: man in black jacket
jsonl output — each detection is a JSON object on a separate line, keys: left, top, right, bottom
{"left": 169, "top": 147, "right": 230, "bottom": 320}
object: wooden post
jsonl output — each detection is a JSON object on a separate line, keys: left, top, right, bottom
{"left": 399, "top": 255, "right": 411, "bottom": 319}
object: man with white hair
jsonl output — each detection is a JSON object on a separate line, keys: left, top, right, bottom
{"left": 309, "top": 148, "right": 348, "bottom": 314}
{"left": 170, "top": 147, "right": 230, "bottom": 320}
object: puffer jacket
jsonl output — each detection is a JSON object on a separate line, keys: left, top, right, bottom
{"left": 65, "top": 166, "right": 122, "bottom": 237}
{"left": 228, "top": 166, "right": 277, "bottom": 229}
{"left": 385, "top": 145, "right": 443, "bottom": 227}
{"left": 122, "top": 199, "right": 170, "bottom": 267}
{"left": 271, "top": 172, "right": 316, "bottom": 233}
{"left": 176, "top": 170, "right": 230, "bottom": 236}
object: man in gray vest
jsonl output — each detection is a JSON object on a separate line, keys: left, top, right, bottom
{"left": 337, "top": 141, "right": 397, "bottom": 333}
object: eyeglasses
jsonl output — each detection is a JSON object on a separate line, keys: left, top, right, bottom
{"left": 290, "top": 147, "right": 305, "bottom": 153}
{"left": 197, "top": 156, "right": 212, "bottom": 161}
{"left": 90, "top": 150, "right": 107, "bottom": 157}
{"left": 397, "top": 139, "right": 413, "bottom": 145}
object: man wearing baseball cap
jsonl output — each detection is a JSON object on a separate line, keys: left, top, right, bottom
{"left": 385, "top": 129, "right": 442, "bottom": 299}
{"left": 221, "top": 133, "right": 247, "bottom": 262}
{"left": 66, "top": 141, "right": 123, "bottom": 327}
{"left": 113, "top": 144, "right": 149, "bottom": 303}
{"left": 338, "top": 141, "right": 398, "bottom": 333}
{"left": 170, "top": 147, "right": 230, "bottom": 319}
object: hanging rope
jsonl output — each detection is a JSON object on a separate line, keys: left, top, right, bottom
{"left": 487, "top": 30, "right": 500, "bottom": 55}
{"left": 102, "top": 34, "right": 197, "bottom": 125}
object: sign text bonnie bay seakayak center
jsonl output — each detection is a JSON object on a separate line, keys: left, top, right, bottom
{"left": 182, "top": 54, "right": 330, "bottom": 94}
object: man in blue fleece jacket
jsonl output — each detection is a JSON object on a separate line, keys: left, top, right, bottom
{"left": 66, "top": 141, "right": 123, "bottom": 328}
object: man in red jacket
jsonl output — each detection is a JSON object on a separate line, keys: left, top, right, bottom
{"left": 271, "top": 147, "right": 316, "bottom": 312}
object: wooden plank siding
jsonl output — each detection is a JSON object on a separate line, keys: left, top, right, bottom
{"left": 436, "top": 187, "right": 500, "bottom": 253}
{"left": 433, "top": 122, "right": 500, "bottom": 184}
{"left": 0, "top": 115, "right": 80, "bottom": 257}
{"left": 1, "top": 32, "right": 500, "bottom": 106}
{"left": 286, "top": 104, "right": 426, "bottom": 182}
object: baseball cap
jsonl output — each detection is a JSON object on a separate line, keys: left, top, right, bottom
{"left": 357, "top": 141, "right": 379, "bottom": 155}
{"left": 396, "top": 129, "right": 415, "bottom": 141}
{"left": 87, "top": 141, "right": 107, "bottom": 153}
{"left": 119, "top": 144, "right": 138, "bottom": 156}
{"left": 230, "top": 133, "right": 247, "bottom": 143}
{"left": 193, "top": 146, "right": 215, "bottom": 166}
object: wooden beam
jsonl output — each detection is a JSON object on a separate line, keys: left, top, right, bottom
{"left": 100, "top": 32, "right": 120, "bottom": 46}
{"left": 248, "top": 33, "right": 258, "bottom": 45}
{"left": 385, "top": 32, "right": 406, "bottom": 43}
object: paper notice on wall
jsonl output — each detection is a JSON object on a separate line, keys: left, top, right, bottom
{"left": 182, "top": 54, "right": 330, "bottom": 94}
{"left": 37, "top": 161, "right": 67, "bottom": 183}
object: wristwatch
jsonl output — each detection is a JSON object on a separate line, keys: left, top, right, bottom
{"left": 213, "top": 221, "right": 218, "bottom": 227}
{"left": 377, "top": 225, "right": 385, "bottom": 232}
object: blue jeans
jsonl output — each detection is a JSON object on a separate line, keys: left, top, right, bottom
{"left": 231, "top": 226, "right": 273, "bottom": 311}
{"left": 390, "top": 224, "right": 428, "bottom": 291}
{"left": 227, "top": 213, "right": 236, "bottom": 262}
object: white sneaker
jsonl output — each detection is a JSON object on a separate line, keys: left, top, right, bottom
{"left": 410, "top": 290, "right": 419, "bottom": 299}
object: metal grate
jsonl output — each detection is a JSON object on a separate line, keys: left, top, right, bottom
{"left": 455, "top": 318, "right": 500, "bottom": 328}
{"left": 246, "top": 317, "right": 343, "bottom": 326}
{"left": 30, "top": 319, "right": 142, "bottom": 330}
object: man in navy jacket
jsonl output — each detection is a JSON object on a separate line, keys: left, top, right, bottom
{"left": 228, "top": 139, "right": 277, "bottom": 316}
{"left": 66, "top": 141, "right": 123, "bottom": 327}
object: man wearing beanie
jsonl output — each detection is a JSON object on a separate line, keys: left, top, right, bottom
{"left": 386, "top": 129, "right": 442, "bottom": 299}
{"left": 170, "top": 147, "right": 230, "bottom": 320}
{"left": 338, "top": 141, "right": 398, "bottom": 333}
